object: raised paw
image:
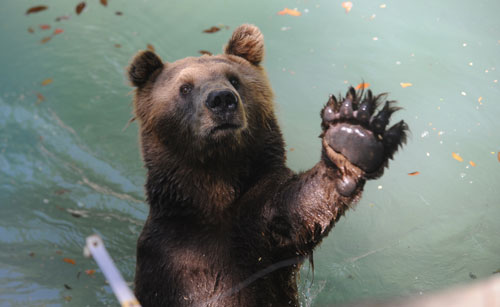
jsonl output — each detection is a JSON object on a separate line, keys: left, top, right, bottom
{"left": 321, "top": 87, "right": 408, "bottom": 178}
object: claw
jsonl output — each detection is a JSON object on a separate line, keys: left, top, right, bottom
{"left": 370, "top": 101, "right": 400, "bottom": 135}
{"left": 339, "top": 98, "right": 354, "bottom": 119}
{"left": 383, "top": 120, "right": 409, "bottom": 159}
{"left": 356, "top": 93, "right": 377, "bottom": 124}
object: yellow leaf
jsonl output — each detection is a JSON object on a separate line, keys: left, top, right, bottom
{"left": 469, "top": 161, "right": 476, "bottom": 167}
{"left": 400, "top": 82, "right": 413, "bottom": 88}
{"left": 355, "top": 82, "right": 370, "bottom": 90}
{"left": 63, "top": 258, "right": 76, "bottom": 265}
{"left": 41, "top": 78, "right": 53, "bottom": 86}
{"left": 277, "top": 8, "right": 301, "bottom": 16}
{"left": 452, "top": 152, "right": 463, "bottom": 162}
{"left": 342, "top": 2, "right": 353, "bottom": 13}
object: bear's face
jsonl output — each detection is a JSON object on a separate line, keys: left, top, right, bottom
{"left": 128, "top": 25, "right": 274, "bottom": 157}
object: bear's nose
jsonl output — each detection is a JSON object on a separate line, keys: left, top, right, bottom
{"left": 205, "top": 90, "right": 238, "bottom": 115}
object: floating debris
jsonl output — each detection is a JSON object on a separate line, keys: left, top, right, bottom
{"left": 469, "top": 161, "right": 476, "bottom": 167}
{"left": 63, "top": 258, "right": 76, "bottom": 265}
{"left": 114, "top": 44, "right": 122, "bottom": 48}
{"left": 41, "top": 78, "right": 53, "bottom": 86}
{"left": 342, "top": 2, "right": 353, "bottom": 13}
{"left": 469, "top": 272, "right": 477, "bottom": 279}
{"left": 115, "top": 11, "right": 123, "bottom": 16}
{"left": 400, "top": 82, "right": 412, "bottom": 88}
{"left": 26, "top": 5, "right": 48, "bottom": 15}
{"left": 28, "top": 27, "right": 35, "bottom": 33}
{"left": 199, "top": 50, "right": 212, "bottom": 56}
{"left": 100, "top": 0, "right": 108, "bottom": 7}
{"left": 203, "top": 26, "right": 220, "bottom": 33}
{"left": 53, "top": 28, "right": 64, "bottom": 35}
{"left": 355, "top": 82, "right": 370, "bottom": 90}
{"left": 40, "top": 36, "right": 52, "bottom": 44}
{"left": 55, "top": 15, "right": 70, "bottom": 22}
{"left": 380, "top": 4, "right": 387, "bottom": 8}
{"left": 408, "top": 171, "right": 420, "bottom": 176}
{"left": 36, "top": 93, "right": 45, "bottom": 104}
{"left": 85, "top": 269, "right": 96, "bottom": 276}
{"left": 76, "top": 2, "right": 86, "bottom": 15}
{"left": 39, "top": 24, "right": 51, "bottom": 30}
{"left": 64, "top": 284, "right": 72, "bottom": 290}
{"left": 452, "top": 152, "right": 463, "bottom": 162}
{"left": 277, "top": 8, "right": 301, "bottom": 16}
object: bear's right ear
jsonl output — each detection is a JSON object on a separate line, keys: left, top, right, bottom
{"left": 224, "top": 24, "right": 264, "bottom": 66}
{"left": 128, "top": 51, "right": 164, "bottom": 87}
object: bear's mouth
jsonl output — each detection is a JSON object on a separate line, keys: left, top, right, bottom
{"left": 212, "top": 123, "right": 241, "bottom": 132}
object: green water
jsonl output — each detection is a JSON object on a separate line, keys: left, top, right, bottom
{"left": 1, "top": 0, "right": 499, "bottom": 306}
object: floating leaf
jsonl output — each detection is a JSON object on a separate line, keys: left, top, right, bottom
{"left": 355, "top": 82, "right": 370, "bottom": 90}
{"left": 203, "top": 26, "right": 221, "bottom": 33}
{"left": 55, "top": 15, "right": 70, "bottom": 22}
{"left": 28, "top": 27, "right": 35, "bottom": 33}
{"left": 40, "top": 36, "right": 52, "bottom": 44}
{"left": 54, "top": 189, "right": 69, "bottom": 195}
{"left": 498, "top": 151, "right": 500, "bottom": 162}
{"left": 64, "top": 284, "right": 72, "bottom": 290}
{"left": 493, "top": 269, "right": 500, "bottom": 274}
{"left": 41, "top": 78, "right": 53, "bottom": 86}
{"left": 26, "top": 5, "right": 48, "bottom": 15}
{"left": 115, "top": 11, "right": 123, "bottom": 16}
{"left": 39, "top": 24, "right": 51, "bottom": 30}
{"left": 114, "top": 44, "right": 122, "bottom": 48}
{"left": 29, "top": 252, "right": 35, "bottom": 257}
{"left": 342, "top": 2, "right": 353, "bottom": 13}
{"left": 100, "top": 0, "right": 108, "bottom": 7}
{"left": 63, "top": 258, "right": 76, "bottom": 265}
{"left": 147, "top": 44, "right": 155, "bottom": 52}
{"left": 277, "top": 8, "right": 301, "bottom": 16}
{"left": 199, "top": 50, "right": 212, "bottom": 56}
{"left": 63, "top": 296, "right": 72, "bottom": 302}
{"left": 76, "top": 2, "right": 86, "bottom": 15}
{"left": 408, "top": 171, "right": 420, "bottom": 176}
{"left": 452, "top": 152, "right": 463, "bottom": 162}
{"left": 289, "top": 148, "right": 295, "bottom": 152}
{"left": 36, "top": 93, "right": 45, "bottom": 104}
{"left": 53, "top": 28, "right": 64, "bottom": 35}
{"left": 400, "top": 82, "right": 413, "bottom": 88}
{"left": 85, "top": 269, "right": 96, "bottom": 276}
{"left": 469, "top": 272, "right": 477, "bottom": 279}
{"left": 478, "top": 96, "right": 483, "bottom": 103}
{"left": 469, "top": 161, "right": 476, "bottom": 167}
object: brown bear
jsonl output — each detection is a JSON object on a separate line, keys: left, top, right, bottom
{"left": 128, "top": 24, "right": 407, "bottom": 307}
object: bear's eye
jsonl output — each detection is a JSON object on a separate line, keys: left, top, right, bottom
{"left": 179, "top": 84, "right": 193, "bottom": 95}
{"left": 229, "top": 77, "right": 240, "bottom": 89}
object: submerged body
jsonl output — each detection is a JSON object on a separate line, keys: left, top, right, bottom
{"left": 128, "top": 24, "right": 407, "bottom": 306}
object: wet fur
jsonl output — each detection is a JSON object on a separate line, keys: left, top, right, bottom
{"left": 128, "top": 24, "right": 408, "bottom": 306}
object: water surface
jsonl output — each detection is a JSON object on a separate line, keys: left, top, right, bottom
{"left": 1, "top": 0, "right": 499, "bottom": 306}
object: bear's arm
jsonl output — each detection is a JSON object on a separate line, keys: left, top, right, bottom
{"left": 264, "top": 88, "right": 408, "bottom": 257}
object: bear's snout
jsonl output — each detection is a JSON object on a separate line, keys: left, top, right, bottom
{"left": 205, "top": 90, "right": 239, "bottom": 119}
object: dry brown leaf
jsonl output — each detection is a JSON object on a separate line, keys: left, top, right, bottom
{"left": 26, "top": 5, "right": 48, "bottom": 15}
{"left": 199, "top": 50, "right": 213, "bottom": 56}
{"left": 100, "top": 0, "right": 108, "bottom": 7}
{"left": 36, "top": 93, "right": 45, "bottom": 104}
{"left": 76, "top": 2, "right": 86, "bottom": 15}
{"left": 203, "top": 26, "right": 221, "bottom": 33}
{"left": 85, "top": 269, "right": 96, "bottom": 275}
{"left": 408, "top": 171, "right": 420, "bottom": 176}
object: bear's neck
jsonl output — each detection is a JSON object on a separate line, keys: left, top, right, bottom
{"left": 141, "top": 119, "right": 286, "bottom": 223}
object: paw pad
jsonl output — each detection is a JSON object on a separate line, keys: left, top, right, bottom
{"left": 321, "top": 87, "right": 408, "bottom": 174}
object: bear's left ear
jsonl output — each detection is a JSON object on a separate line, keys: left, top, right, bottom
{"left": 224, "top": 24, "right": 264, "bottom": 66}
{"left": 128, "top": 50, "right": 164, "bottom": 87}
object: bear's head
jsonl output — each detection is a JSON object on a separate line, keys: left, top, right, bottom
{"left": 128, "top": 24, "right": 275, "bottom": 161}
